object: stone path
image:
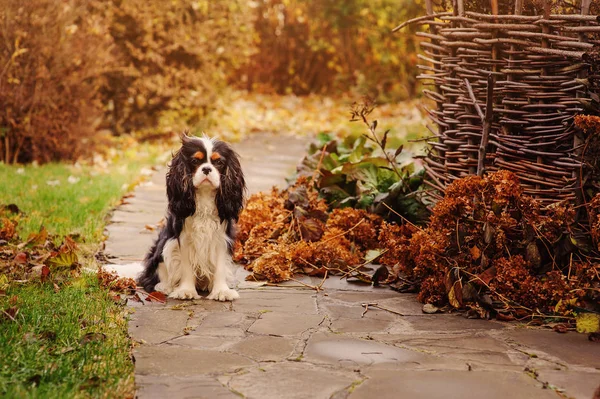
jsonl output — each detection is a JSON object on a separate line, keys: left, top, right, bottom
{"left": 104, "top": 133, "right": 600, "bottom": 399}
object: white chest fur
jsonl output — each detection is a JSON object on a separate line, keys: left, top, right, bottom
{"left": 179, "top": 189, "right": 228, "bottom": 277}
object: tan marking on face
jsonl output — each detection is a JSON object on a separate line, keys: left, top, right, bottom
{"left": 210, "top": 152, "right": 221, "bottom": 161}
{"left": 193, "top": 151, "right": 205, "bottom": 160}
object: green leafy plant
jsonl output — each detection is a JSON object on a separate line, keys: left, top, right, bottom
{"left": 295, "top": 99, "right": 429, "bottom": 224}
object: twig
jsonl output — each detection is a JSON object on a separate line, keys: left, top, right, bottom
{"left": 372, "top": 303, "right": 405, "bottom": 316}
{"left": 477, "top": 74, "right": 494, "bottom": 177}
{"left": 289, "top": 270, "right": 328, "bottom": 292}
{"left": 361, "top": 302, "right": 377, "bottom": 317}
{"left": 309, "top": 144, "right": 327, "bottom": 188}
{"left": 339, "top": 249, "right": 389, "bottom": 279}
{"left": 2, "top": 309, "right": 18, "bottom": 323}
{"left": 320, "top": 219, "right": 365, "bottom": 244}
{"left": 381, "top": 202, "right": 421, "bottom": 230}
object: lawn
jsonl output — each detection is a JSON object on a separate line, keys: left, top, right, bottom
{"left": 0, "top": 140, "right": 168, "bottom": 398}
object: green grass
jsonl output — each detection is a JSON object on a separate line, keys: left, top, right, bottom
{"left": 0, "top": 141, "right": 168, "bottom": 398}
{"left": 0, "top": 143, "right": 167, "bottom": 241}
{"left": 0, "top": 274, "right": 134, "bottom": 398}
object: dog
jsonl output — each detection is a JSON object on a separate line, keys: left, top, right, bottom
{"left": 138, "top": 133, "right": 245, "bottom": 301}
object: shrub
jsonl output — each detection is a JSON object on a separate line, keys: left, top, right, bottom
{"left": 235, "top": 0, "right": 425, "bottom": 101}
{"left": 0, "top": 0, "right": 114, "bottom": 163}
{"left": 99, "top": 0, "right": 256, "bottom": 137}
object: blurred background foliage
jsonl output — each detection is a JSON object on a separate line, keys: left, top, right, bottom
{"left": 235, "top": 0, "right": 425, "bottom": 100}
{"left": 0, "top": 0, "right": 427, "bottom": 164}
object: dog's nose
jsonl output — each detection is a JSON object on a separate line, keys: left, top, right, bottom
{"left": 201, "top": 166, "right": 211, "bottom": 175}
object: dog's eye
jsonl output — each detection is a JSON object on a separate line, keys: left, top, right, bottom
{"left": 190, "top": 158, "right": 201, "bottom": 164}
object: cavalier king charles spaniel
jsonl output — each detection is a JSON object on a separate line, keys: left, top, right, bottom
{"left": 138, "top": 134, "right": 245, "bottom": 301}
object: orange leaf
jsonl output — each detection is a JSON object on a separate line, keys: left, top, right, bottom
{"left": 146, "top": 291, "right": 166, "bottom": 303}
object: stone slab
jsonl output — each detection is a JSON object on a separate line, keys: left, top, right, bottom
{"left": 536, "top": 370, "right": 600, "bottom": 399}
{"left": 505, "top": 329, "right": 600, "bottom": 368}
{"left": 232, "top": 290, "right": 318, "bottom": 314}
{"left": 135, "top": 345, "right": 253, "bottom": 376}
{"left": 226, "top": 363, "right": 356, "bottom": 399}
{"left": 229, "top": 335, "right": 297, "bottom": 362}
{"left": 348, "top": 370, "right": 557, "bottom": 399}
{"left": 136, "top": 375, "right": 238, "bottom": 399}
{"left": 248, "top": 313, "right": 325, "bottom": 336}
{"left": 305, "top": 332, "right": 430, "bottom": 368}
{"left": 129, "top": 308, "right": 190, "bottom": 344}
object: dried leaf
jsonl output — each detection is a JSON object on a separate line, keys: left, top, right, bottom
{"left": 525, "top": 242, "right": 541, "bottom": 269}
{"left": 422, "top": 303, "right": 439, "bottom": 314}
{"left": 552, "top": 324, "right": 569, "bottom": 333}
{"left": 394, "top": 145, "right": 404, "bottom": 159}
{"left": 14, "top": 252, "right": 27, "bottom": 264}
{"left": 496, "top": 312, "right": 515, "bottom": 322}
{"left": 47, "top": 251, "right": 78, "bottom": 269}
{"left": 381, "top": 129, "right": 389, "bottom": 150}
{"left": 448, "top": 280, "right": 463, "bottom": 308}
{"left": 470, "top": 246, "right": 481, "bottom": 261}
{"left": 26, "top": 226, "right": 48, "bottom": 247}
{"left": 372, "top": 265, "right": 389, "bottom": 287}
{"left": 483, "top": 222, "right": 494, "bottom": 245}
{"left": 474, "top": 265, "right": 496, "bottom": 286}
{"left": 0, "top": 218, "right": 17, "bottom": 241}
{"left": 298, "top": 217, "right": 325, "bottom": 242}
{"left": 79, "top": 332, "right": 106, "bottom": 344}
{"left": 146, "top": 291, "right": 167, "bottom": 303}
{"left": 40, "top": 266, "right": 50, "bottom": 282}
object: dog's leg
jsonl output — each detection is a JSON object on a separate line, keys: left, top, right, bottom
{"left": 163, "top": 238, "right": 199, "bottom": 300}
{"left": 154, "top": 262, "right": 173, "bottom": 294}
{"left": 207, "top": 244, "right": 239, "bottom": 302}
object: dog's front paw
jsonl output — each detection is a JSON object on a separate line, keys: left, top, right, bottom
{"left": 154, "top": 282, "right": 173, "bottom": 295}
{"left": 207, "top": 287, "right": 239, "bottom": 302}
{"left": 169, "top": 287, "right": 200, "bottom": 300}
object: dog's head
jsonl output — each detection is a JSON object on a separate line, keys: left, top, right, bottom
{"left": 166, "top": 133, "right": 246, "bottom": 222}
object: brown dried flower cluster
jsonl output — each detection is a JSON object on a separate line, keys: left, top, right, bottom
{"left": 236, "top": 170, "right": 599, "bottom": 318}
{"left": 236, "top": 179, "right": 377, "bottom": 282}
{"left": 386, "top": 171, "right": 598, "bottom": 316}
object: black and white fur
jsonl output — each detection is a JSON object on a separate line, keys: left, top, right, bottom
{"left": 138, "top": 134, "right": 245, "bottom": 301}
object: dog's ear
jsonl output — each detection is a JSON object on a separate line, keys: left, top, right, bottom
{"left": 216, "top": 146, "right": 246, "bottom": 222}
{"left": 166, "top": 148, "right": 195, "bottom": 218}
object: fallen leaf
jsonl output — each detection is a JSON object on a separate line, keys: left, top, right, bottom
{"left": 552, "top": 324, "right": 569, "bottom": 333}
{"left": 40, "top": 266, "right": 50, "bottom": 282}
{"left": 422, "top": 303, "right": 439, "bottom": 314}
{"left": 298, "top": 217, "right": 325, "bottom": 242}
{"left": 0, "top": 218, "right": 16, "bottom": 240}
{"left": 1, "top": 204, "right": 21, "bottom": 214}
{"left": 470, "top": 246, "right": 481, "bottom": 261}
{"left": 79, "top": 332, "right": 106, "bottom": 344}
{"left": 372, "top": 265, "right": 389, "bottom": 286}
{"left": 14, "top": 252, "right": 27, "bottom": 264}
{"left": 47, "top": 251, "right": 78, "bottom": 269}
{"left": 576, "top": 313, "right": 600, "bottom": 334}
{"left": 26, "top": 226, "right": 48, "bottom": 247}
{"left": 55, "top": 346, "right": 76, "bottom": 355}
{"left": 448, "top": 281, "right": 463, "bottom": 308}
{"left": 474, "top": 265, "right": 496, "bottom": 286}
{"left": 146, "top": 291, "right": 166, "bottom": 303}
{"left": 2, "top": 306, "right": 19, "bottom": 321}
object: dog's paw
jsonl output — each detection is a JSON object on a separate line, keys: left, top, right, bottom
{"left": 168, "top": 287, "right": 200, "bottom": 300}
{"left": 207, "top": 287, "right": 239, "bottom": 302}
{"left": 154, "top": 282, "right": 173, "bottom": 295}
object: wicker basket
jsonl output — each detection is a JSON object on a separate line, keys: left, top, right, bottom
{"left": 396, "top": 0, "right": 600, "bottom": 207}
